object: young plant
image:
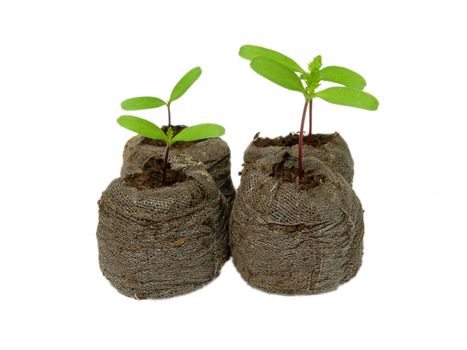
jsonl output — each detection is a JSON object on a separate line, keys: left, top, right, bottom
{"left": 120, "top": 66, "right": 202, "bottom": 127}
{"left": 117, "top": 115, "right": 225, "bottom": 183}
{"left": 239, "top": 45, "right": 379, "bottom": 182}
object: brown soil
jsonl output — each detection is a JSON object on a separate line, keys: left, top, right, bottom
{"left": 271, "top": 153, "right": 327, "bottom": 189}
{"left": 124, "top": 157, "right": 187, "bottom": 189}
{"left": 140, "top": 125, "right": 203, "bottom": 149}
{"left": 254, "top": 133, "right": 336, "bottom": 148}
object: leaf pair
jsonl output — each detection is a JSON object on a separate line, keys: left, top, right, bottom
{"left": 117, "top": 115, "right": 224, "bottom": 146}
{"left": 121, "top": 67, "right": 202, "bottom": 110}
{"left": 239, "top": 45, "right": 378, "bottom": 111}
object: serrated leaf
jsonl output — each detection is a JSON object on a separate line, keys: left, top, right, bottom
{"left": 239, "top": 45, "right": 305, "bottom": 73}
{"left": 121, "top": 96, "right": 166, "bottom": 110}
{"left": 172, "top": 123, "right": 225, "bottom": 142}
{"left": 308, "top": 55, "right": 322, "bottom": 71}
{"left": 169, "top": 67, "right": 202, "bottom": 103}
{"left": 250, "top": 57, "right": 305, "bottom": 93}
{"left": 117, "top": 115, "right": 168, "bottom": 142}
{"left": 319, "top": 66, "right": 366, "bottom": 89}
{"left": 315, "top": 87, "right": 378, "bottom": 110}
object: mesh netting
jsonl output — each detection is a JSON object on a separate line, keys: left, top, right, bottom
{"left": 244, "top": 132, "right": 354, "bottom": 185}
{"left": 229, "top": 151, "right": 364, "bottom": 295}
{"left": 121, "top": 135, "right": 236, "bottom": 206}
{"left": 97, "top": 162, "right": 229, "bottom": 299}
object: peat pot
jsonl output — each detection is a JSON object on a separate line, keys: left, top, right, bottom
{"left": 244, "top": 132, "right": 354, "bottom": 185}
{"left": 230, "top": 151, "right": 364, "bottom": 295}
{"left": 97, "top": 159, "right": 229, "bottom": 299}
{"left": 122, "top": 125, "right": 236, "bottom": 207}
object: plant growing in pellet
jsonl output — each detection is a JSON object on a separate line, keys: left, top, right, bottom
{"left": 117, "top": 116, "right": 224, "bottom": 184}
{"left": 117, "top": 66, "right": 224, "bottom": 184}
{"left": 239, "top": 45, "right": 379, "bottom": 183}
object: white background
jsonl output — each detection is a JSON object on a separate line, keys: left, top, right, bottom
{"left": 1, "top": 0, "right": 466, "bottom": 349}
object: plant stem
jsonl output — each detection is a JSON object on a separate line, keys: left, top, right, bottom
{"left": 298, "top": 100, "right": 309, "bottom": 183}
{"left": 167, "top": 104, "right": 172, "bottom": 127}
{"left": 306, "top": 99, "right": 313, "bottom": 145}
{"left": 162, "top": 145, "right": 170, "bottom": 184}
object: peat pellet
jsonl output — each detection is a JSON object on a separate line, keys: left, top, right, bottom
{"left": 97, "top": 161, "right": 229, "bottom": 299}
{"left": 121, "top": 126, "right": 235, "bottom": 207}
{"left": 243, "top": 132, "right": 354, "bottom": 185}
{"left": 230, "top": 151, "right": 364, "bottom": 295}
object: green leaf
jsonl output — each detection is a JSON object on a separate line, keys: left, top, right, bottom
{"left": 167, "top": 127, "right": 174, "bottom": 140}
{"left": 315, "top": 87, "right": 379, "bottom": 110}
{"left": 239, "top": 45, "right": 305, "bottom": 73}
{"left": 308, "top": 55, "right": 322, "bottom": 71}
{"left": 172, "top": 123, "right": 225, "bottom": 142}
{"left": 121, "top": 96, "right": 166, "bottom": 110}
{"left": 169, "top": 67, "right": 202, "bottom": 103}
{"left": 250, "top": 57, "right": 305, "bottom": 93}
{"left": 319, "top": 66, "right": 366, "bottom": 89}
{"left": 117, "top": 115, "right": 168, "bottom": 142}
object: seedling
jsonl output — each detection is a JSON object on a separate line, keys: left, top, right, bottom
{"left": 117, "top": 66, "right": 224, "bottom": 183}
{"left": 117, "top": 115, "right": 225, "bottom": 183}
{"left": 120, "top": 66, "right": 202, "bottom": 127}
{"left": 239, "top": 45, "right": 379, "bottom": 183}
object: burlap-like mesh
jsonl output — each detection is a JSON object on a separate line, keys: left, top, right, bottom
{"left": 244, "top": 132, "right": 354, "bottom": 184}
{"left": 230, "top": 151, "right": 364, "bottom": 295}
{"left": 121, "top": 135, "right": 236, "bottom": 206}
{"left": 97, "top": 162, "right": 229, "bottom": 299}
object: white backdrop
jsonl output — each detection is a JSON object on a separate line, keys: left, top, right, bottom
{"left": 1, "top": 0, "right": 466, "bottom": 349}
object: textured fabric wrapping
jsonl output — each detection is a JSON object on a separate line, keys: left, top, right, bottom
{"left": 243, "top": 132, "right": 354, "bottom": 185}
{"left": 230, "top": 152, "right": 364, "bottom": 295}
{"left": 121, "top": 135, "right": 236, "bottom": 207}
{"left": 97, "top": 162, "right": 229, "bottom": 299}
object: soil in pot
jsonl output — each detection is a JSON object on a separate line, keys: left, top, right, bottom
{"left": 243, "top": 132, "right": 354, "bottom": 185}
{"left": 229, "top": 151, "right": 364, "bottom": 295}
{"left": 121, "top": 125, "right": 236, "bottom": 207}
{"left": 97, "top": 158, "right": 229, "bottom": 299}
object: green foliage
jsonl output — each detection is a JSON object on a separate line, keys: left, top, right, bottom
{"left": 120, "top": 66, "right": 202, "bottom": 117}
{"left": 250, "top": 57, "right": 305, "bottom": 93}
{"left": 315, "top": 87, "right": 378, "bottom": 110}
{"left": 172, "top": 123, "right": 225, "bottom": 142}
{"left": 117, "top": 115, "right": 224, "bottom": 146}
{"left": 169, "top": 66, "right": 202, "bottom": 103}
{"left": 240, "top": 45, "right": 305, "bottom": 73}
{"left": 240, "top": 44, "right": 379, "bottom": 110}
{"left": 319, "top": 66, "right": 366, "bottom": 90}
{"left": 117, "top": 115, "right": 168, "bottom": 141}
{"left": 121, "top": 96, "right": 166, "bottom": 111}
{"left": 308, "top": 55, "right": 322, "bottom": 71}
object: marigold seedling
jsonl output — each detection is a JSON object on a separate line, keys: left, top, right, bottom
{"left": 239, "top": 45, "right": 379, "bottom": 183}
{"left": 117, "top": 66, "right": 224, "bottom": 184}
{"left": 117, "top": 115, "right": 224, "bottom": 183}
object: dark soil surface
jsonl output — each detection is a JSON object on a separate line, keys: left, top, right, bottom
{"left": 140, "top": 125, "right": 203, "bottom": 149}
{"left": 124, "top": 157, "right": 187, "bottom": 189}
{"left": 271, "top": 153, "right": 327, "bottom": 189}
{"left": 254, "top": 133, "right": 336, "bottom": 148}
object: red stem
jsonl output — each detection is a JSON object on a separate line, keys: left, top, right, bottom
{"left": 167, "top": 104, "right": 172, "bottom": 127}
{"left": 162, "top": 145, "right": 170, "bottom": 184}
{"left": 306, "top": 99, "right": 313, "bottom": 145}
{"left": 298, "top": 101, "right": 309, "bottom": 183}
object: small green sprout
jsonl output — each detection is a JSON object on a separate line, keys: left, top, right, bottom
{"left": 239, "top": 45, "right": 379, "bottom": 183}
{"left": 120, "top": 66, "right": 202, "bottom": 127}
{"left": 117, "top": 66, "right": 224, "bottom": 184}
{"left": 117, "top": 115, "right": 225, "bottom": 183}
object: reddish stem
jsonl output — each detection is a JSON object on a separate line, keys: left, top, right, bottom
{"left": 167, "top": 104, "right": 172, "bottom": 127}
{"left": 162, "top": 145, "right": 170, "bottom": 184}
{"left": 298, "top": 101, "right": 309, "bottom": 183}
{"left": 306, "top": 99, "right": 313, "bottom": 145}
